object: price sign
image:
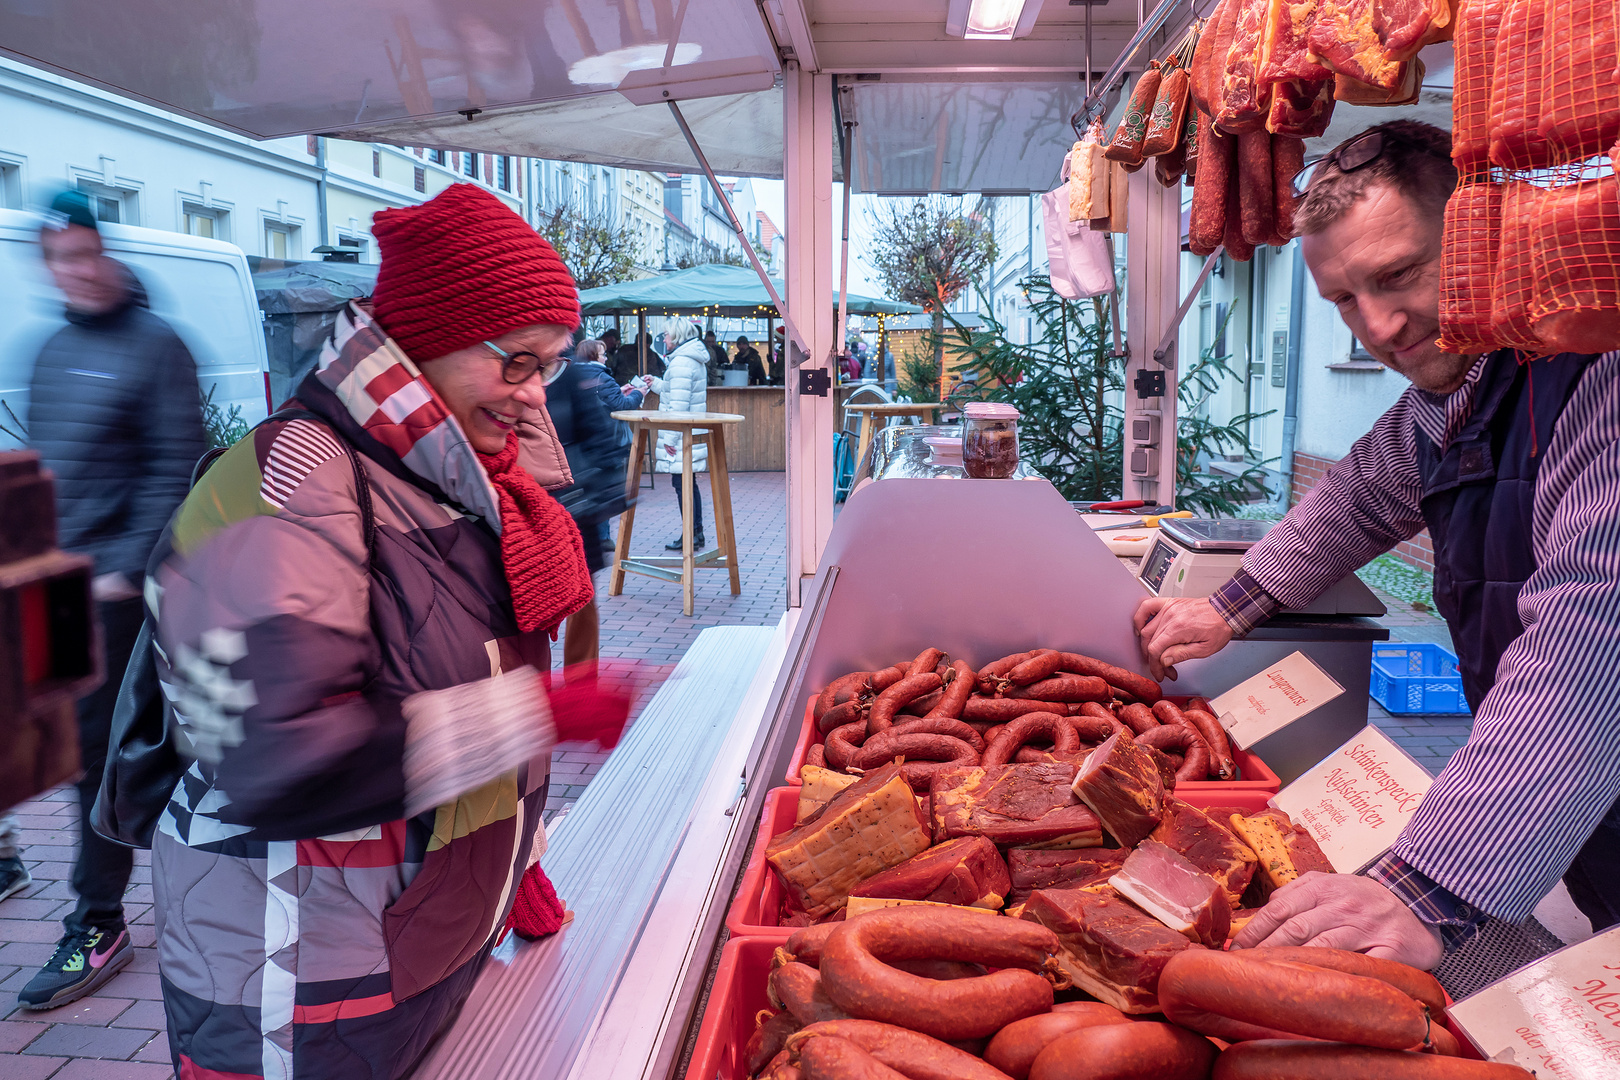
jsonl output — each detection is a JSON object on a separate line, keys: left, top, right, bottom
{"left": 1449, "top": 926, "right": 1620, "bottom": 1077}
{"left": 1208, "top": 650, "right": 1346, "bottom": 750}
{"left": 1269, "top": 725, "right": 1433, "bottom": 873}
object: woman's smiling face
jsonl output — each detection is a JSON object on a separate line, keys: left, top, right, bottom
{"left": 416, "top": 324, "right": 571, "bottom": 454}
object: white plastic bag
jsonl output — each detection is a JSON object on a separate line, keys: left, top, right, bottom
{"left": 1044, "top": 151, "right": 1116, "bottom": 299}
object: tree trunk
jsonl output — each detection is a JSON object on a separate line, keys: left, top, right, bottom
{"left": 930, "top": 308, "right": 945, "bottom": 400}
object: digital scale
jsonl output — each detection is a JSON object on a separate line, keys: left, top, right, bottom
{"left": 1135, "top": 518, "right": 1386, "bottom": 617}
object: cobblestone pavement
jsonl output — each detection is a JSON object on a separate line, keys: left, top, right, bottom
{"left": 1, "top": 477, "right": 1487, "bottom": 1078}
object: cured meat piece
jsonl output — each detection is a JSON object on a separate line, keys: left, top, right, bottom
{"left": 798, "top": 766, "right": 861, "bottom": 822}
{"left": 1222, "top": 156, "right": 1256, "bottom": 262}
{"left": 1487, "top": 0, "right": 1554, "bottom": 170}
{"left": 1218, "top": 0, "right": 1273, "bottom": 132}
{"left": 1307, "top": 0, "right": 1402, "bottom": 89}
{"left": 1068, "top": 133, "right": 1109, "bottom": 223}
{"left": 1230, "top": 808, "right": 1333, "bottom": 905}
{"left": 1488, "top": 180, "right": 1546, "bottom": 352}
{"left": 1150, "top": 798, "right": 1258, "bottom": 906}
{"left": 849, "top": 836, "right": 1012, "bottom": 909}
{"left": 1265, "top": 78, "right": 1334, "bottom": 137}
{"left": 1237, "top": 131, "right": 1275, "bottom": 245}
{"left": 931, "top": 764, "right": 1105, "bottom": 848}
{"left": 1191, "top": 0, "right": 1241, "bottom": 115}
{"left": 767, "top": 765, "right": 932, "bottom": 918}
{"left": 1142, "top": 60, "right": 1191, "bottom": 158}
{"left": 1333, "top": 59, "right": 1421, "bottom": 106}
{"left": 1110, "top": 840, "right": 1232, "bottom": 947}
{"left": 1006, "top": 847, "right": 1129, "bottom": 906}
{"left": 1536, "top": 0, "right": 1620, "bottom": 160}
{"left": 1438, "top": 177, "right": 1502, "bottom": 354}
{"left": 1021, "top": 886, "right": 1198, "bottom": 1013}
{"left": 1072, "top": 734, "right": 1165, "bottom": 848}
{"left": 1450, "top": 0, "right": 1509, "bottom": 168}
{"left": 1271, "top": 135, "right": 1305, "bottom": 242}
{"left": 1377, "top": 0, "right": 1455, "bottom": 61}
{"left": 1108, "top": 64, "right": 1163, "bottom": 166}
{"left": 1530, "top": 175, "right": 1620, "bottom": 354}
{"left": 1188, "top": 112, "right": 1231, "bottom": 255}
{"left": 1257, "top": 0, "right": 1329, "bottom": 83}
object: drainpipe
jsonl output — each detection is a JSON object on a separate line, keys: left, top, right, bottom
{"left": 315, "top": 137, "right": 330, "bottom": 249}
{"left": 1278, "top": 242, "right": 1306, "bottom": 509}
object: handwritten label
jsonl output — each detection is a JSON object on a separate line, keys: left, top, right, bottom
{"left": 1269, "top": 726, "right": 1433, "bottom": 873}
{"left": 1207, "top": 651, "right": 1346, "bottom": 750}
{"left": 1449, "top": 926, "right": 1620, "bottom": 1078}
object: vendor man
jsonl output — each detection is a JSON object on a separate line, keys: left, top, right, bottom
{"left": 1135, "top": 120, "right": 1620, "bottom": 969}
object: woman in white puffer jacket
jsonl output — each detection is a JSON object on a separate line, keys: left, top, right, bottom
{"left": 649, "top": 317, "right": 711, "bottom": 549}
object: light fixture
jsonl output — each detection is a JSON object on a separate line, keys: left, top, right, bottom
{"left": 945, "top": 0, "right": 1043, "bottom": 39}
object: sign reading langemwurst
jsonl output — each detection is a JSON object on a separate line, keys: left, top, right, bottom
{"left": 1207, "top": 650, "right": 1346, "bottom": 750}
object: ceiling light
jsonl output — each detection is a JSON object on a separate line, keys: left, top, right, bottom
{"left": 945, "top": 0, "right": 1043, "bottom": 40}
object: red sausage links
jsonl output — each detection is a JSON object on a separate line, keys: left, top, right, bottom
{"left": 983, "top": 713, "right": 1080, "bottom": 769}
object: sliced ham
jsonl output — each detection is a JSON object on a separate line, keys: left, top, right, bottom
{"left": 1110, "top": 840, "right": 1232, "bottom": 947}
{"left": 1150, "top": 798, "right": 1258, "bottom": 907}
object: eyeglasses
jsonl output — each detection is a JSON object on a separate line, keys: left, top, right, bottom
{"left": 484, "top": 340, "right": 569, "bottom": 386}
{"left": 1291, "top": 130, "right": 1399, "bottom": 198}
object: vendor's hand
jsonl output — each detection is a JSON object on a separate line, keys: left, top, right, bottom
{"left": 1233, "top": 872, "right": 1445, "bottom": 970}
{"left": 1133, "top": 596, "right": 1233, "bottom": 681}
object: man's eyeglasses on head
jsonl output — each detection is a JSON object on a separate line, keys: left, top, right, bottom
{"left": 1291, "top": 130, "right": 1398, "bottom": 198}
{"left": 484, "top": 341, "right": 569, "bottom": 385}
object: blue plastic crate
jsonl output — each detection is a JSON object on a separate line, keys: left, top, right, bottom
{"left": 1369, "top": 642, "right": 1471, "bottom": 715}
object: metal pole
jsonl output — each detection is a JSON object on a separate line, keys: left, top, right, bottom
{"left": 836, "top": 108, "right": 856, "bottom": 378}
{"left": 667, "top": 100, "right": 809, "bottom": 360}
{"left": 1151, "top": 247, "right": 1225, "bottom": 365}
{"left": 1085, "top": 2, "right": 1093, "bottom": 97}
{"left": 1071, "top": 0, "right": 1192, "bottom": 133}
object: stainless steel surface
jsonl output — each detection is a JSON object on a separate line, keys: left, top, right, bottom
{"left": 867, "top": 423, "right": 1037, "bottom": 481}
{"left": 1159, "top": 516, "right": 1274, "bottom": 551}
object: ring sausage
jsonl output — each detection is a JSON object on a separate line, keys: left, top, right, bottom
{"left": 820, "top": 699, "right": 864, "bottom": 736}
{"left": 986, "top": 1005, "right": 1130, "bottom": 1079}
{"left": 806, "top": 744, "right": 827, "bottom": 769}
{"left": 866, "top": 666, "right": 908, "bottom": 695}
{"left": 817, "top": 908, "right": 1060, "bottom": 1041}
{"left": 749, "top": 1011, "right": 803, "bottom": 1077}
{"left": 1211, "top": 1040, "right": 1535, "bottom": 1079}
{"left": 1006, "top": 675, "right": 1112, "bottom": 703}
{"left": 853, "top": 732, "right": 980, "bottom": 771}
{"left": 1181, "top": 705, "right": 1235, "bottom": 779}
{"left": 909, "top": 648, "right": 946, "bottom": 677}
{"left": 964, "top": 698, "right": 1080, "bottom": 723}
{"left": 824, "top": 720, "right": 870, "bottom": 770}
{"left": 927, "top": 660, "right": 979, "bottom": 719}
{"left": 1249, "top": 947, "right": 1447, "bottom": 1018}
{"left": 771, "top": 962, "right": 854, "bottom": 1024}
{"left": 901, "top": 690, "right": 945, "bottom": 717}
{"left": 978, "top": 649, "right": 1053, "bottom": 694}
{"left": 868, "top": 673, "right": 944, "bottom": 735}
{"left": 1135, "top": 724, "right": 1212, "bottom": 782}
{"left": 1006, "top": 652, "right": 1162, "bottom": 704}
{"left": 881, "top": 717, "right": 986, "bottom": 751}
{"left": 1064, "top": 714, "right": 1121, "bottom": 744}
{"left": 788, "top": 1020, "right": 1012, "bottom": 1080}
{"left": 1117, "top": 703, "right": 1160, "bottom": 735}
{"left": 817, "top": 672, "right": 872, "bottom": 720}
{"left": 982, "top": 713, "right": 1081, "bottom": 769}
{"left": 1077, "top": 702, "right": 1130, "bottom": 735}
{"left": 786, "top": 924, "right": 838, "bottom": 967}
{"left": 795, "top": 1035, "right": 909, "bottom": 1080}
{"left": 1158, "top": 950, "right": 1430, "bottom": 1051}
{"left": 1029, "top": 1022, "right": 1216, "bottom": 1080}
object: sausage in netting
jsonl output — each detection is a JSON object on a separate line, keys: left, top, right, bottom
{"left": 1136, "top": 724, "right": 1213, "bottom": 782}
{"left": 1237, "top": 130, "right": 1275, "bottom": 245}
{"left": 1158, "top": 950, "right": 1430, "bottom": 1051}
{"left": 817, "top": 672, "right": 872, "bottom": 720}
{"left": 1211, "top": 1040, "right": 1535, "bottom": 1080}
{"left": 868, "top": 673, "right": 944, "bottom": 734}
{"left": 771, "top": 962, "right": 854, "bottom": 1025}
{"left": 1272, "top": 134, "right": 1305, "bottom": 241}
{"left": 908, "top": 648, "right": 946, "bottom": 677}
{"left": 982, "top": 713, "right": 1081, "bottom": 769}
{"left": 1182, "top": 705, "right": 1236, "bottom": 780}
{"left": 926, "top": 659, "right": 978, "bottom": 719}
{"left": 748, "top": 1012, "right": 803, "bottom": 1077}
{"left": 853, "top": 732, "right": 980, "bottom": 771}
{"left": 1029, "top": 1022, "right": 1216, "bottom": 1080}
{"left": 963, "top": 697, "right": 1079, "bottom": 723}
{"left": 1006, "top": 674, "right": 1112, "bottom": 703}
{"left": 817, "top": 908, "right": 1060, "bottom": 1041}
{"left": 1117, "top": 702, "right": 1160, "bottom": 735}
{"left": 1249, "top": 947, "right": 1447, "bottom": 1018}
{"left": 985, "top": 1004, "right": 1130, "bottom": 1080}
{"left": 795, "top": 1035, "right": 909, "bottom": 1080}
{"left": 824, "top": 720, "right": 869, "bottom": 770}
{"left": 819, "top": 699, "right": 864, "bottom": 735}
{"left": 787, "top": 1020, "right": 1011, "bottom": 1080}
{"left": 1189, "top": 112, "right": 1229, "bottom": 254}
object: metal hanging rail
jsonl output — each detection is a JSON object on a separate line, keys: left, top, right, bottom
{"left": 1069, "top": 0, "right": 1197, "bottom": 138}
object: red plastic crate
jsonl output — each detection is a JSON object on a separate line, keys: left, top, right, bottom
{"left": 684, "top": 936, "right": 778, "bottom": 1080}
{"left": 785, "top": 701, "right": 817, "bottom": 786}
{"left": 725, "top": 787, "right": 800, "bottom": 940}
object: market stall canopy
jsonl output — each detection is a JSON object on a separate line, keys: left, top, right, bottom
{"left": 577, "top": 264, "right": 921, "bottom": 317}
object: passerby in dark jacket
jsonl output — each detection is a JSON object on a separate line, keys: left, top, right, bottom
{"left": 573, "top": 338, "right": 643, "bottom": 451}
{"left": 701, "top": 330, "right": 726, "bottom": 386}
{"left": 15, "top": 191, "right": 206, "bottom": 1012}
{"left": 734, "top": 337, "right": 767, "bottom": 385}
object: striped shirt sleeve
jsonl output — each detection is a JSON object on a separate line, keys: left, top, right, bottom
{"left": 1391, "top": 351, "right": 1620, "bottom": 923}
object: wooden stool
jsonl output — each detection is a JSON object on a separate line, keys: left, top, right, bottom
{"left": 608, "top": 410, "right": 745, "bottom": 616}
{"left": 843, "top": 402, "right": 943, "bottom": 474}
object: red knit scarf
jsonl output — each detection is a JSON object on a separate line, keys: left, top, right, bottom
{"left": 477, "top": 432, "right": 595, "bottom": 633}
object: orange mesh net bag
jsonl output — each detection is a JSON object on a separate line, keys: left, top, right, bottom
{"left": 1486, "top": 0, "right": 1555, "bottom": 171}
{"left": 1450, "top": 0, "right": 1509, "bottom": 170}
{"left": 1528, "top": 171, "right": 1620, "bottom": 353}
{"left": 1489, "top": 179, "right": 1547, "bottom": 352}
{"left": 1536, "top": 0, "right": 1620, "bottom": 161}
{"left": 1438, "top": 171, "right": 1503, "bottom": 354}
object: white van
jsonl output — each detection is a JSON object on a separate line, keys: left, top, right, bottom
{"left": 0, "top": 209, "right": 269, "bottom": 450}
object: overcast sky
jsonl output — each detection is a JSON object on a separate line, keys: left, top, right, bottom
{"left": 748, "top": 178, "right": 887, "bottom": 300}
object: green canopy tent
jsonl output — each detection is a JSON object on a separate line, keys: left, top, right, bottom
{"left": 577, "top": 263, "right": 920, "bottom": 378}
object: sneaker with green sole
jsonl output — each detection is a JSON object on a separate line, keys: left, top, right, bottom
{"left": 17, "top": 925, "right": 132, "bottom": 1010}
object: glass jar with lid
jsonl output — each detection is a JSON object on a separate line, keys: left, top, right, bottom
{"left": 961, "top": 402, "right": 1021, "bottom": 478}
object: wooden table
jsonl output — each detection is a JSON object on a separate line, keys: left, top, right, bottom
{"left": 843, "top": 402, "right": 943, "bottom": 474}
{"left": 608, "top": 410, "right": 745, "bottom": 616}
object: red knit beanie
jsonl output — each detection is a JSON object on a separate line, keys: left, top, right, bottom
{"left": 369, "top": 183, "right": 581, "bottom": 361}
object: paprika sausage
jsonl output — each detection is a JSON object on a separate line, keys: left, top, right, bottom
{"left": 788, "top": 1020, "right": 1013, "bottom": 1080}
{"left": 817, "top": 672, "right": 871, "bottom": 720}
{"left": 983, "top": 713, "right": 1081, "bottom": 769}
{"left": 880, "top": 717, "right": 986, "bottom": 751}
{"left": 852, "top": 732, "right": 979, "bottom": 771}
{"left": 1063, "top": 714, "right": 1121, "bottom": 744}
{"left": 868, "top": 673, "right": 944, "bottom": 734}
{"left": 786, "top": 924, "right": 838, "bottom": 967}
{"left": 1181, "top": 705, "right": 1236, "bottom": 780}
{"left": 818, "top": 907, "right": 1060, "bottom": 1041}
{"left": 1008, "top": 651, "right": 1162, "bottom": 705}
{"left": 1006, "top": 675, "right": 1112, "bottom": 703}
{"left": 979, "top": 649, "right": 1053, "bottom": 694}
{"left": 866, "top": 666, "right": 908, "bottom": 695}
{"left": 819, "top": 699, "right": 863, "bottom": 736}
{"left": 1117, "top": 703, "right": 1160, "bottom": 735}
{"left": 1211, "top": 1040, "right": 1535, "bottom": 1080}
{"left": 1237, "top": 130, "right": 1275, "bottom": 245}
{"left": 927, "top": 660, "right": 978, "bottom": 719}
{"left": 986, "top": 1005, "right": 1130, "bottom": 1080}
{"left": 795, "top": 1036, "right": 909, "bottom": 1080}
{"left": 806, "top": 744, "right": 827, "bottom": 770}
{"left": 1029, "top": 1022, "right": 1216, "bottom": 1080}
{"left": 748, "top": 1011, "right": 803, "bottom": 1077}
{"left": 1223, "top": 155, "right": 1256, "bottom": 262}
{"left": 772, "top": 962, "right": 853, "bottom": 1024}
{"left": 1272, "top": 135, "right": 1306, "bottom": 241}
{"left": 824, "top": 720, "right": 869, "bottom": 770}
{"left": 1158, "top": 950, "right": 1430, "bottom": 1051}
{"left": 1078, "top": 701, "right": 1131, "bottom": 736}
{"left": 964, "top": 698, "right": 1080, "bottom": 723}
{"left": 1135, "top": 723, "right": 1212, "bottom": 782}
{"left": 901, "top": 690, "right": 945, "bottom": 717}
{"left": 908, "top": 648, "right": 946, "bottom": 677}
{"left": 1189, "top": 112, "right": 1230, "bottom": 254}
{"left": 1250, "top": 947, "right": 1447, "bottom": 1018}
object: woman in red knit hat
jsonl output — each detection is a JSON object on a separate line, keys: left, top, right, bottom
{"left": 142, "top": 183, "right": 627, "bottom": 1079}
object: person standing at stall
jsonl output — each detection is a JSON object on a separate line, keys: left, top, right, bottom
{"left": 650, "top": 318, "right": 711, "bottom": 550}
{"left": 1134, "top": 121, "right": 1620, "bottom": 968}
{"left": 701, "top": 329, "right": 726, "bottom": 386}
{"left": 16, "top": 190, "right": 207, "bottom": 1011}
{"left": 734, "top": 335, "right": 767, "bottom": 385}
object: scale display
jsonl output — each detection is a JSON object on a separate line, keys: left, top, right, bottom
{"left": 1138, "top": 536, "right": 1180, "bottom": 593}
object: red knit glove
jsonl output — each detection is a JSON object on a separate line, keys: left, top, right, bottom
{"left": 547, "top": 666, "right": 632, "bottom": 750}
{"left": 504, "top": 863, "right": 567, "bottom": 941}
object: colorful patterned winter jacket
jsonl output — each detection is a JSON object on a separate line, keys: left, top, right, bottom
{"left": 145, "top": 304, "right": 568, "bottom": 1080}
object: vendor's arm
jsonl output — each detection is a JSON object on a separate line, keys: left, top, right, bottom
{"left": 1233, "top": 872, "right": 1444, "bottom": 968}
{"left": 1373, "top": 352, "right": 1620, "bottom": 928}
